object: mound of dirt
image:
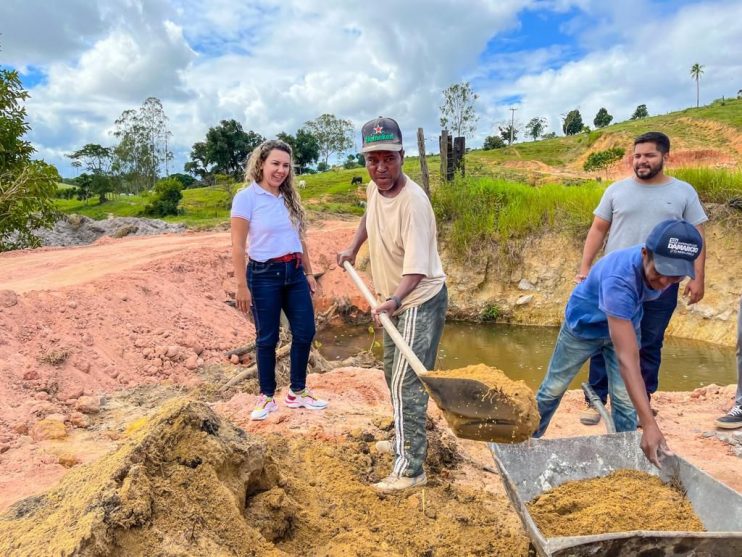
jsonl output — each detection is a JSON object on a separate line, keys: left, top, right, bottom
{"left": 0, "top": 397, "right": 530, "bottom": 556}
{"left": 256, "top": 432, "right": 529, "bottom": 556}
{"left": 33, "top": 215, "right": 186, "bottom": 247}
{"left": 0, "top": 398, "right": 281, "bottom": 556}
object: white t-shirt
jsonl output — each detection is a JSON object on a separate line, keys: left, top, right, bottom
{"left": 366, "top": 176, "right": 445, "bottom": 312}
{"left": 230, "top": 183, "right": 303, "bottom": 261}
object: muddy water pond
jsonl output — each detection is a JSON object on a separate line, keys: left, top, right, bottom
{"left": 317, "top": 322, "right": 737, "bottom": 391}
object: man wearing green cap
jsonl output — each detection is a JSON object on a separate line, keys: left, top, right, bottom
{"left": 337, "top": 117, "right": 447, "bottom": 493}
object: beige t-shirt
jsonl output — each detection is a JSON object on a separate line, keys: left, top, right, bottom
{"left": 365, "top": 176, "right": 446, "bottom": 313}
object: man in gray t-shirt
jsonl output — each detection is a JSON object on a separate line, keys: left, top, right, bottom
{"left": 575, "top": 131, "right": 708, "bottom": 425}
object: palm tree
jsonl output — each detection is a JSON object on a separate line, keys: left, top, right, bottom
{"left": 690, "top": 63, "right": 704, "bottom": 108}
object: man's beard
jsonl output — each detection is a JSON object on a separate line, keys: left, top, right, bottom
{"left": 634, "top": 160, "right": 663, "bottom": 180}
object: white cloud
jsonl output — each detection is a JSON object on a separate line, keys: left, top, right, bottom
{"left": 477, "top": 1, "right": 742, "bottom": 142}
{"left": 5, "top": 0, "right": 741, "bottom": 176}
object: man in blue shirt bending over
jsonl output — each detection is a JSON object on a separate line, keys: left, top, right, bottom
{"left": 534, "top": 219, "right": 703, "bottom": 467}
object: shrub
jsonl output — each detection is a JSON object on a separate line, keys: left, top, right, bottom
{"left": 583, "top": 147, "right": 625, "bottom": 172}
{"left": 143, "top": 177, "right": 183, "bottom": 217}
{"left": 480, "top": 304, "right": 502, "bottom": 322}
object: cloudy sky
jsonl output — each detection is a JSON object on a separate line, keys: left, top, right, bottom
{"left": 2, "top": 0, "right": 741, "bottom": 177}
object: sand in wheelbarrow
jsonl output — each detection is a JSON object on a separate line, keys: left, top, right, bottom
{"left": 527, "top": 469, "right": 705, "bottom": 537}
{"left": 424, "top": 364, "right": 540, "bottom": 443}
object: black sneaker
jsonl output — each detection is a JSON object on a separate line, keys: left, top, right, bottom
{"left": 716, "top": 405, "right": 742, "bottom": 429}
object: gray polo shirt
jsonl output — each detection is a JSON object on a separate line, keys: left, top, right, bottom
{"left": 595, "top": 177, "right": 708, "bottom": 254}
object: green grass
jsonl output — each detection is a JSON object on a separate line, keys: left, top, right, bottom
{"left": 54, "top": 186, "right": 233, "bottom": 226}
{"left": 299, "top": 167, "right": 367, "bottom": 213}
{"left": 55, "top": 194, "right": 149, "bottom": 218}
{"left": 668, "top": 167, "right": 742, "bottom": 204}
{"left": 432, "top": 176, "right": 605, "bottom": 258}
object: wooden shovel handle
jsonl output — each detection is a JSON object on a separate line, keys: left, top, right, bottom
{"left": 342, "top": 261, "right": 429, "bottom": 378}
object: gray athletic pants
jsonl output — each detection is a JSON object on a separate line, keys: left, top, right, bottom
{"left": 382, "top": 285, "right": 447, "bottom": 478}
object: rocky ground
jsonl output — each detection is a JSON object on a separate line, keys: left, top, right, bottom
{"left": 0, "top": 219, "right": 739, "bottom": 555}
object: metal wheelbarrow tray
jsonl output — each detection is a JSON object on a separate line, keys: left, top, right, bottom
{"left": 490, "top": 431, "right": 742, "bottom": 557}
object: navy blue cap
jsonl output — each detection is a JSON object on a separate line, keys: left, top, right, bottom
{"left": 645, "top": 219, "right": 703, "bottom": 278}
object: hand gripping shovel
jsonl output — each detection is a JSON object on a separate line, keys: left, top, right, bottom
{"left": 343, "top": 261, "right": 537, "bottom": 443}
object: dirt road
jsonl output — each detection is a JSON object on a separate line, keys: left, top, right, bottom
{"left": 0, "top": 232, "right": 229, "bottom": 293}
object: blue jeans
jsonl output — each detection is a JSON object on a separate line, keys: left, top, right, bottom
{"left": 535, "top": 323, "right": 637, "bottom": 436}
{"left": 586, "top": 283, "right": 679, "bottom": 404}
{"left": 247, "top": 259, "right": 315, "bottom": 397}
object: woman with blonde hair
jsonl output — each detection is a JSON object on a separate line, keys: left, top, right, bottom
{"left": 231, "top": 139, "right": 327, "bottom": 420}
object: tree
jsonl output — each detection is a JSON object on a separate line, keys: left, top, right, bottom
{"left": 593, "top": 107, "right": 613, "bottom": 128}
{"left": 0, "top": 68, "right": 60, "bottom": 251}
{"left": 66, "top": 144, "right": 113, "bottom": 175}
{"left": 185, "top": 120, "right": 264, "bottom": 182}
{"left": 184, "top": 141, "right": 210, "bottom": 182}
{"left": 525, "top": 117, "right": 547, "bottom": 141}
{"left": 439, "top": 82, "right": 479, "bottom": 139}
{"left": 0, "top": 69, "right": 34, "bottom": 171}
{"left": 483, "top": 135, "right": 505, "bottom": 150}
{"left": 66, "top": 144, "right": 115, "bottom": 203}
{"left": 498, "top": 124, "right": 518, "bottom": 144}
{"left": 304, "top": 114, "right": 353, "bottom": 165}
{"left": 169, "top": 172, "right": 197, "bottom": 189}
{"left": 111, "top": 98, "right": 173, "bottom": 192}
{"left": 277, "top": 128, "right": 320, "bottom": 172}
{"left": 562, "top": 109, "right": 584, "bottom": 135}
{"left": 630, "top": 104, "right": 649, "bottom": 120}
{"left": 690, "top": 63, "right": 704, "bottom": 108}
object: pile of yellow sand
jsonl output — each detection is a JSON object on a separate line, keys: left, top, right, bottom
{"left": 527, "top": 469, "right": 705, "bottom": 537}
{"left": 0, "top": 399, "right": 283, "bottom": 556}
{"left": 424, "top": 364, "right": 540, "bottom": 443}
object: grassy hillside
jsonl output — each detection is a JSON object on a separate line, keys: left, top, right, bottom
{"left": 54, "top": 98, "right": 741, "bottom": 230}
{"left": 471, "top": 97, "right": 742, "bottom": 171}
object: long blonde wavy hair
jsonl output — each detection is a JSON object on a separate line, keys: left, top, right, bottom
{"left": 244, "top": 139, "right": 306, "bottom": 235}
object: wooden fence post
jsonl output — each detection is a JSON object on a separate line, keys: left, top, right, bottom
{"left": 417, "top": 128, "right": 430, "bottom": 197}
{"left": 439, "top": 130, "right": 449, "bottom": 183}
{"left": 453, "top": 136, "right": 465, "bottom": 177}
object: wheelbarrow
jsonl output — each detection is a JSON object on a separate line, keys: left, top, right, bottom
{"left": 489, "top": 384, "right": 742, "bottom": 556}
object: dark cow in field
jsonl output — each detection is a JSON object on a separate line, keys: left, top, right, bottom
{"left": 351, "top": 176, "right": 363, "bottom": 185}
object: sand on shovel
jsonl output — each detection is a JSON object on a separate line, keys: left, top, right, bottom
{"left": 423, "top": 364, "right": 540, "bottom": 443}
{"left": 527, "top": 469, "right": 705, "bottom": 537}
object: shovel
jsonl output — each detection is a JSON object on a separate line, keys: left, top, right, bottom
{"left": 343, "top": 261, "right": 533, "bottom": 442}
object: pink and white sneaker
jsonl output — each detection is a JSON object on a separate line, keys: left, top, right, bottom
{"left": 284, "top": 388, "right": 328, "bottom": 410}
{"left": 250, "top": 394, "right": 278, "bottom": 421}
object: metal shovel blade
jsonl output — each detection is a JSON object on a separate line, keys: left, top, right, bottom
{"left": 420, "top": 374, "right": 529, "bottom": 443}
